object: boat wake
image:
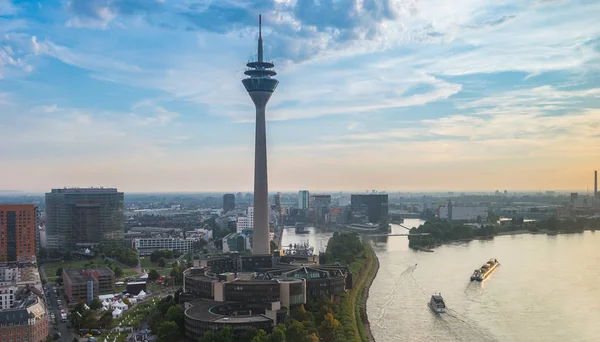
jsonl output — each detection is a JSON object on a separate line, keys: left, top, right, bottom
{"left": 374, "top": 264, "right": 418, "bottom": 327}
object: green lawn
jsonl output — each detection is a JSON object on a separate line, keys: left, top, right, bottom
{"left": 43, "top": 257, "right": 139, "bottom": 282}
{"left": 139, "top": 256, "right": 175, "bottom": 276}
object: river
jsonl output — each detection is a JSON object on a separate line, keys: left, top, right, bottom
{"left": 282, "top": 219, "right": 600, "bottom": 342}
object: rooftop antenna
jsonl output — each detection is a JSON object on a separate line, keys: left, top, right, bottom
{"left": 258, "top": 14, "right": 263, "bottom": 63}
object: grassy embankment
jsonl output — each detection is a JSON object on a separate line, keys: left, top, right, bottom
{"left": 321, "top": 233, "right": 378, "bottom": 342}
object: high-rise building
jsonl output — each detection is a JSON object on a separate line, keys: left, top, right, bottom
{"left": 311, "top": 195, "right": 331, "bottom": 223}
{"left": 298, "top": 190, "right": 310, "bottom": 210}
{"left": 242, "top": 15, "right": 278, "bottom": 256}
{"left": 223, "top": 194, "right": 235, "bottom": 213}
{"left": 350, "top": 194, "right": 389, "bottom": 224}
{"left": 45, "top": 188, "right": 124, "bottom": 250}
{"left": 0, "top": 205, "right": 37, "bottom": 262}
{"left": 274, "top": 192, "right": 281, "bottom": 209}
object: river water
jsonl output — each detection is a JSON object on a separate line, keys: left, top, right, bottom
{"left": 281, "top": 219, "right": 600, "bottom": 342}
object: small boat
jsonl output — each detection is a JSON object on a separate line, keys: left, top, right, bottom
{"left": 429, "top": 293, "right": 446, "bottom": 314}
{"left": 295, "top": 223, "right": 309, "bottom": 234}
{"left": 470, "top": 258, "right": 499, "bottom": 281}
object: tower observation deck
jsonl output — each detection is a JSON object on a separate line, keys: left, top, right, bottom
{"left": 243, "top": 15, "right": 278, "bottom": 256}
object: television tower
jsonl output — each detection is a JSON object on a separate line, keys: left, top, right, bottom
{"left": 242, "top": 15, "right": 278, "bottom": 255}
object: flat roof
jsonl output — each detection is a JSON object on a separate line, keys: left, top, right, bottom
{"left": 64, "top": 269, "right": 96, "bottom": 284}
{"left": 185, "top": 300, "right": 272, "bottom": 324}
{"left": 94, "top": 267, "right": 114, "bottom": 277}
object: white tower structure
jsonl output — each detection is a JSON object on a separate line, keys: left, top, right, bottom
{"left": 242, "top": 15, "right": 278, "bottom": 255}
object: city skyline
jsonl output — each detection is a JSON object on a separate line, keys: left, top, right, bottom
{"left": 1, "top": 1, "right": 600, "bottom": 192}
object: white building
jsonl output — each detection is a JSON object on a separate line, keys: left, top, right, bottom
{"left": 0, "top": 285, "right": 17, "bottom": 310}
{"left": 573, "top": 196, "right": 598, "bottom": 209}
{"left": 133, "top": 237, "right": 197, "bottom": 255}
{"left": 236, "top": 207, "right": 254, "bottom": 233}
{"left": 439, "top": 206, "right": 488, "bottom": 221}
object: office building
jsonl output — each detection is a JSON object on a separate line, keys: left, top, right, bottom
{"left": 439, "top": 203, "right": 488, "bottom": 221}
{"left": 242, "top": 15, "right": 278, "bottom": 256}
{"left": 0, "top": 204, "right": 37, "bottom": 262}
{"left": 236, "top": 207, "right": 254, "bottom": 233}
{"left": 350, "top": 194, "right": 388, "bottom": 224}
{"left": 223, "top": 194, "right": 235, "bottom": 213}
{"left": 298, "top": 190, "right": 310, "bottom": 210}
{"left": 132, "top": 237, "right": 198, "bottom": 256}
{"left": 222, "top": 232, "right": 251, "bottom": 253}
{"left": 45, "top": 187, "right": 124, "bottom": 250}
{"left": 310, "top": 195, "right": 331, "bottom": 223}
{"left": 274, "top": 192, "right": 281, "bottom": 209}
{"left": 63, "top": 267, "right": 115, "bottom": 303}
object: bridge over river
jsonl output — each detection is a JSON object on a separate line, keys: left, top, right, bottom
{"left": 364, "top": 233, "right": 431, "bottom": 237}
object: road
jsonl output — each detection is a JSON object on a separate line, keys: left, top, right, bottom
{"left": 45, "top": 282, "right": 75, "bottom": 341}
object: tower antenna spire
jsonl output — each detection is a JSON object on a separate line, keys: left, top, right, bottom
{"left": 258, "top": 14, "right": 263, "bottom": 63}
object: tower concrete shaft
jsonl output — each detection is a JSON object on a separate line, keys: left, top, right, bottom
{"left": 242, "top": 15, "right": 278, "bottom": 255}
{"left": 250, "top": 92, "right": 272, "bottom": 255}
{"left": 595, "top": 170, "right": 597, "bottom": 197}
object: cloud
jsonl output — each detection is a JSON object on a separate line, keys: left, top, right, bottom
{"left": 65, "top": 0, "right": 163, "bottom": 29}
{"left": 347, "top": 122, "right": 360, "bottom": 130}
{"left": 0, "top": 0, "right": 17, "bottom": 16}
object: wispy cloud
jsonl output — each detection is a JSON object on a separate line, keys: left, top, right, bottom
{"left": 1, "top": 0, "right": 599, "bottom": 191}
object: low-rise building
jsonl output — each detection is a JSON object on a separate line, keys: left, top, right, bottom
{"left": 0, "top": 291, "right": 48, "bottom": 342}
{"left": 133, "top": 237, "right": 196, "bottom": 256}
{"left": 0, "top": 262, "right": 48, "bottom": 342}
{"left": 222, "top": 233, "right": 251, "bottom": 253}
{"left": 0, "top": 262, "right": 43, "bottom": 310}
{"left": 63, "top": 267, "right": 115, "bottom": 304}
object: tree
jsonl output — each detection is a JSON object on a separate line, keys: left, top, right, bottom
{"left": 198, "top": 331, "right": 217, "bottom": 342}
{"left": 148, "top": 312, "right": 163, "bottom": 335}
{"left": 165, "top": 305, "right": 185, "bottom": 332}
{"left": 148, "top": 269, "right": 160, "bottom": 281}
{"left": 39, "top": 247, "right": 47, "bottom": 260}
{"left": 89, "top": 298, "right": 102, "bottom": 310}
{"left": 56, "top": 267, "right": 63, "bottom": 278}
{"left": 123, "top": 298, "right": 132, "bottom": 307}
{"left": 157, "top": 321, "right": 181, "bottom": 342}
{"left": 267, "top": 325, "right": 286, "bottom": 342}
{"left": 286, "top": 320, "right": 308, "bottom": 342}
{"left": 158, "top": 257, "right": 166, "bottom": 268}
{"left": 318, "top": 313, "right": 340, "bottom": 342}
{"left": 270, "top": 240, "right": 278, "bottom": 251}
{"left": 291, "top": 305, "right": 310, "bottom": 322}
{"left": 218, "top": 326, "right": 234, "bottom": 342}
{"left": 98, "top": 311, "right": 113, "bottom": 329}
{"left": 251, "top": 330, "right": 268, "bottom": 342}
{"left": 63, "top": 251, "right": 73, "bottom": 262}
{"left": 113, "top": 265, "right": 123, "bottom": 278}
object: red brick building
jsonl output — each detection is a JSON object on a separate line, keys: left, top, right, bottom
{"left": 0, "top": 205, "right": 36, "bottom": 262}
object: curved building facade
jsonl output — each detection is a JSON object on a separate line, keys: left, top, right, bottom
{"left": 184, "top": 300, "right": 282, "bottom": 341}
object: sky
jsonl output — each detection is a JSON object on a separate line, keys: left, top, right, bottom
{"left": 1, "top": 0, "right": 599, "bottom": 193}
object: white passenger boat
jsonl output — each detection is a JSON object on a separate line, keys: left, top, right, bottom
{"left": 429, "top": 293, "right": 447, "bottom": 314}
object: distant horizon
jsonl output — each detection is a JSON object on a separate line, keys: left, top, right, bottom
{"left": 0, "top": 188, "right": 596, "bottom": 196}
